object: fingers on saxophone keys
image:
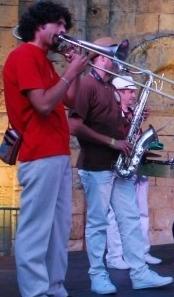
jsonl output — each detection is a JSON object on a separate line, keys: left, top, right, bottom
{"left": 124, "top": 142, "right": 132, "bottom": 156}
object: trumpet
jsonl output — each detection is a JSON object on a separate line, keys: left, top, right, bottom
{"left": 12, "top": 25, "right": 174, "bottom": 100}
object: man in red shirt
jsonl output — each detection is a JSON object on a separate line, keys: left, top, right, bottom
{"left": 3, "top": 1, "right": 87, "bottom": 297}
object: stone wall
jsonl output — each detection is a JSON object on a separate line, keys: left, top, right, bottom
{"left": 0, "top": 0, "right": 174, "bottom": 250}
{"left": 0, "top": 0, "right": 19, "bottom": 207}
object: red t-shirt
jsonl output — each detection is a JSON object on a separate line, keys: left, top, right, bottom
{"left": 3, "top": 43, "right": 70, "bottom": 161}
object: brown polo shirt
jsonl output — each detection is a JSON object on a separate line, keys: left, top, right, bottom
{"left": 70, "top": 74, "right": 130, "bottom": 171}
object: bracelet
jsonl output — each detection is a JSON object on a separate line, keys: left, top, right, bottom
{"left": 61, "top": 76, "right": 70, "bottom": 87}
{"left": 110, "top": 138, "right": 116, "bottom": 147}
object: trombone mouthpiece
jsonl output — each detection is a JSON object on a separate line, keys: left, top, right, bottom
{"left": 52, "top": 34, "right": 78, "bottom": 52}
{"left": 52, "top": 34, "right": 63, "bottom": 46}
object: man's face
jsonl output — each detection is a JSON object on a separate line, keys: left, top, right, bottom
{"left": 105, "top": 57, "right": 115, "bottom": 71}
{"left": 39, "top": 18, "right": 67, "bottom": 48}
{"left": 119, "top": 89, "right": 137, "bottom": 108}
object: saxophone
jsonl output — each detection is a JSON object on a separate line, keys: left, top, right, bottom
{"left": 113, "top": 72, "right": 158, "bottom": 178}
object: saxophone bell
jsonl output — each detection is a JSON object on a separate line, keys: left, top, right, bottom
{"left": 113, "top": 125, "right": 158, "bottom": 178}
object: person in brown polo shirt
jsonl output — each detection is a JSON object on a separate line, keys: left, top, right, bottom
{"left": 69, "top": 36, "right": 173, "bottom": 294}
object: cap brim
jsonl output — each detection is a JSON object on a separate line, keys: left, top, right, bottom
{"left": 116, "top": 85, "right": 138, "bottom": 90}
{"left": 126, "top": 85, "right": 138, "bottom": 90}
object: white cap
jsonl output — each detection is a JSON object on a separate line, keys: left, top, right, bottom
{"left": 112, "top": 75, "right": 137, "bottom": 90}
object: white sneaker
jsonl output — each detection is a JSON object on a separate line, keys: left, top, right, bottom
{"left": 90, "top": 272, "right": 117, "bottom": 294}
{"left": 145, "top": 253, "right": 162, "bottom": 264}
{"left": 107, "top": 257, "right": 130, "bottom": 269}
{"left": 132, "top": 269, "right": 173, "bottom": 289}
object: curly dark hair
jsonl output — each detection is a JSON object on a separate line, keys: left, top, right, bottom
{"left": 18, "top": 0, "right": 72, "bottom": 42}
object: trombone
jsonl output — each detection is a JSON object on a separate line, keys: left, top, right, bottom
{"left": 12, "top": 25, "right": 174, "bottom": 101}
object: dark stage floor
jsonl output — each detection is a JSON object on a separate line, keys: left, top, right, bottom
{"left": 1, "top": 244, "right": 174, "bottom": 297}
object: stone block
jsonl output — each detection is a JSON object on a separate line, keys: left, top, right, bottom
{"left": 156, "top": 136, "right": 174, "bottom": 152}
{"left": 0, "top": 165, "right": 13, "bottom": 185}
{"left": 87, "top": 3, "right": 110, "bottom": 26}
{"left": 0, "top": 29, "right": 18, "bottom": 65}
{"left": 128, "top": 37, "right": 174, "bottom": 101}
{"left": 142, "top": 115, "right": 174, "bottom": 136}
{"left": 160, "top": 1, "right": 174, "bottom": 13}
{"left": 170, "top": 195, "right": 174, "bottom": 210}
{"left": 0, "top": 166, "right": 15, "bottom": 206}
{"left": 0, "top": 5, "right": 18, "bottom": 27}
{"left": 90, "top": 0, "right": 110, "bottom": 5}
{"left": 111, "top": 0, "right": 137, "bottom": 13}
{"left": 73, "top": 21, "right": 87, "bottom": 40}
{"left": 70, "top": 147, "right": 80, "bottom": 168}
{"left": 0, "top": 133, "right": 4, "bottom": 142}
{"left": 68, "top": 239, "right": 84, "bottom": 251}
{"left": 0, "top": 92, "right": 6, "bottom": 112}
{"left": 150, "top": 229, "right": 173, "bottom": 245}
{"left": 135, "top": 13, "right": 159, "bottom": 34}
{"left": 72, "top": 167, "right": 83, "bottom": 189}
{"left": 153, "top": 207, "right": 174, "bottom": 230}
{"left": 111, "top": 0, "right": 174, "bottom": 14}
{"left": 130, "top": 39, "right": 174, "bottom": 72}
{"left": 159, "top": 14, "right": 174, "bottom": 31}
{"left": 149, "top": 185, "right": 174, "bottom": 209}
{"left": 68, "top": 3, "right": 86, "bottom": 22}
{"left": 111, "top": 13, "right": 136, "bottom": 36}
{"left": 12, "top": 189, "right": 20, "bottom": 207}
{"left": 155, "top": 177, "right": 174, "bottom": 187}
{"left": 149, "top": 207, "right": 155, "bottom": 225}
{"left": 136, "top": 0, "right": 161, "bottom": 13}
{"left": 0, "top": 190, "right": 13, "bottom": 206}
{"left": 0, "top": 112, "right": 8, "bottom": 132}
{"left": 0, "top": 183, "right": 13, "bottom": 197}
{"left": 154, "top": 38, "right": 174, "bottom": 65}
{"left": 70, "top": 214, "right": 85, "bottom": 240}
{"left": 148, "top": 177, "right": 156, "bottom": 186}
{"left": 136, "top": 0, "right": 174, "bottom": 14}
{"left": 72, "top": 189, "right": 86, "bottom": 215}
{"left": 87, "top": 27, "right": 110, "bottom": 43}
{"left": 0, "top": 0, "right": 18, "bottom": 4}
